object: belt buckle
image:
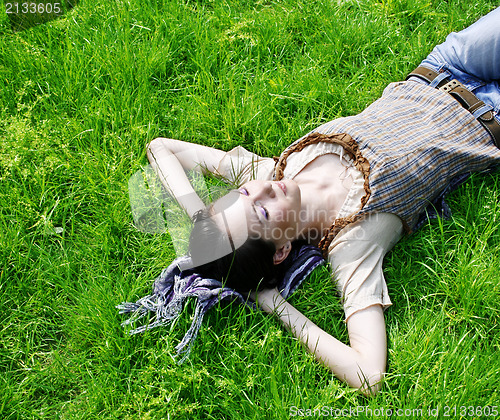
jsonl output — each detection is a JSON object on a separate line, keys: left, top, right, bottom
{"left": 439, "top": 79, "right": 463, "bottom": 93}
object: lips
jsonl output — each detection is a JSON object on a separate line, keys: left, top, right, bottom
{"left": 276, "top": 181, "right": 287, "bottom": 195}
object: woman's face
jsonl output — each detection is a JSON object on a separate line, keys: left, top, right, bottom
{"left": 212, "top": 179, "right": 301, "bottom": 249}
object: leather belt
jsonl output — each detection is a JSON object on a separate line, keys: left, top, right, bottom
{"left": 406, "top": 66, "right": 500, "bottom": 149}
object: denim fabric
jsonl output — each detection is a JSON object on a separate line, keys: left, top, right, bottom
{"left": 418, "top": 6, "right": 500, "bottom": 122}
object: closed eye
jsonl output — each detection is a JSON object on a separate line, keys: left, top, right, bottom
{"left": 259, "top": 206, "right": 269, "bottom": 220}
{"left": 238, "top": 187, "right": 268, "bottom": 221}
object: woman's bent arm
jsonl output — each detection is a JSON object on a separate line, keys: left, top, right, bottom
{"left": 255, "top": 288, "right": 386, "bottom": 395}
{"left": 146, "top": 138, "right": 228, "bottom": 218}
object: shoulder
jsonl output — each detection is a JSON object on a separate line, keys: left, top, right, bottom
{"left": 215, "top": 145, "right": 275, "bottom": 186}
{"left": 328, "top": 213, "right": 403, "bottom": 263}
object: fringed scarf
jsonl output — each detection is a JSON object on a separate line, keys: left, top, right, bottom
{"left": 117, "top": 243, "right": 324, "bottom": 363}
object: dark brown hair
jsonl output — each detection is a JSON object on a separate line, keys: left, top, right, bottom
{"left": 188, "top": 207, "right": 280, "bottom": 293}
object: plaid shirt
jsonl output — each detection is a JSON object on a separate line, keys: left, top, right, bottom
{"left": 308, "top": 81, "right": 500, "bottom": 231}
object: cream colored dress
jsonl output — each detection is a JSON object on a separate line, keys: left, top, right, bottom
{"left": 216, "top": 143, "right": 403, "bottom": 320}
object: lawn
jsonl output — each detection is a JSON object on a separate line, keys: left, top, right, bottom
{"left": 1, "top": 0, "right": 499, "bottom": 418}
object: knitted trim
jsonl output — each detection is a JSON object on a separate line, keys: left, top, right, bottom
{"left": 273, "top": 132, "right": 372, "bottom": 258}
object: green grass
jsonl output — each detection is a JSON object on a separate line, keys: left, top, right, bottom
{"left": 1, "top": 0, "right": 499, "bottom": 418}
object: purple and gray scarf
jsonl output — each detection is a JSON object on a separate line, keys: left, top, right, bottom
{"left": 117, "top": 244, "right": 324, "bottom": 363}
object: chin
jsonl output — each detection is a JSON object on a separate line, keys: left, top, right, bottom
{"left": 289, "top": 181, "right": 301, "bottom": 205}
{"left": 283, "top": 179, "right": 299, "bottom": 196}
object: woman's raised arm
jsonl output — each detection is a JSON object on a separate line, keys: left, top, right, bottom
{"left": 147, "top": 138, "right": 228, "bottom": 174}
{"left": 254, "top": 287, "right": 387, "bottom": 396}
{"left": 146, "top": 138, "right": 228, "bottom": 218}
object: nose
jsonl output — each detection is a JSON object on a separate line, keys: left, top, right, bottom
{"left": 254, "top": 182, "right": 275, "bottom": 200}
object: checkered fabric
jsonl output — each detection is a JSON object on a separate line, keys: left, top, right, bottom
{"left": 308, "top": 81, "right": 500, "bottom": 231}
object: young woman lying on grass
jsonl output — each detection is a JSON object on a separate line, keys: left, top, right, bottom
{"left": 145, "top": 7, "right": 500, "bottom": 395}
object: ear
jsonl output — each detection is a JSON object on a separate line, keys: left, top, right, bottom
{"left": 273, "top": 241, "right": 292, "bottom": 265}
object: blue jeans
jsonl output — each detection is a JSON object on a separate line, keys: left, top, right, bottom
{"left": 419, "top": 6, "right": 500, "bottom": 123}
